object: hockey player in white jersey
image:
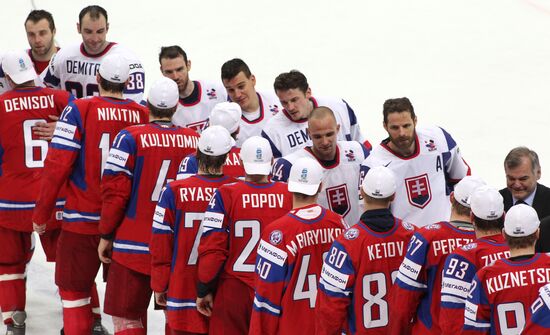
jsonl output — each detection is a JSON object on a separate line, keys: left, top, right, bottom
{"left": 41, "top": 5, "right": 145, "bottom": 103}
{"left": 159, "top": 45, "right": 227, "bottom": 132}
{"left": 271, "top": 106, "right": 369, "bottom": 226}
{"left": 221, "top": 58, "right": 280, "bottom": 147}
{"left": 262, "top": 70, "right": 367, "bottom": 158}
{"left": 361, "top": 97, "right": 470, "bottom": 226}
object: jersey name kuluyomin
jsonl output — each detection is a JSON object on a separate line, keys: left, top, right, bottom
{"left": 179, "top": 187, "right": 217, "bottom": 202}
{"left": 3, "top": 95, "right": 55, "bottom": 112}
{"left": 66, "top": 60, "right": 100, "bottom": 76}
{"left": 242, "top": 193, "right": 284, "bottom": 208}
{"left": 367, "top": 241, "right": 405, "bottom": 261}
{"left": 486, "top": 268, "right": 550, "bottom": 294}
{"left": 286, "top": 228, "right": 344, "bottom": 256}
{"left": 97, "top": 108, "right": 142, "bottom": 123}
{"left": 140, "top": 133, "right": 199, "bottom": 148}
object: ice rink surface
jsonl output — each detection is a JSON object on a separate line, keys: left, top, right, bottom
{"left": 2, "top": 0, "right": 550, "bottom": 333}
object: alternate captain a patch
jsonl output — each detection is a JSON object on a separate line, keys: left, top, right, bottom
{"left": 405, "top": 174, "right": 432, "bottom": 209}
{"left": 326, "top": 184, "right": 350, "bottom": 218}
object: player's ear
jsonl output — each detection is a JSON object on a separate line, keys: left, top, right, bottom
{"left": 106, "top": 22, "right": 110, "bottom": 33}
{"left": 250, "top": 74, "right": 256, "bottom": 86}
{"left": 305, "top": 87, "right": 312, "bottom": 99}
{"left": 96, "top": 74, "right": 101, "bottom": 85}
{"left": 186, "top": 60, "right": 192, "bottom": 71}
{"left": 77, "top": 22, "right": 81, "bottom": 34}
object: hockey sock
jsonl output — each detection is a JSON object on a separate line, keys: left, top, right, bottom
{"left": 59, "top": 289, "right": 93, "bottom": 334}
{"left": 113, "top": 316, "right": 145, "bottom": 335}
{"left": 91, "top": 282, "right": 102, "bottom": 320}
{"left": 0, "top": 269, "right": 26, "bottom": 325}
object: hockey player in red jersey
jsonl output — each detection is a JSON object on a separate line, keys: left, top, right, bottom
{"left": 32, "top": 54, "right": 149, "bottom": 335}
{"left": 464, "top": 204, "right": 550, "bottom": 334}
{"left": 389, "top": 174, "right": 477, "bottom": 334}
{"left": 523, "top": 283, "right": 550, "bottom": 332}
{"left": 0, "top": 50, "right": 72, "bottom": 334}
{"left": 249, "top": 156, "right": 348, "bottom": 335}
{"left": 150, "top": 125, "right": 237, "bottom": 335}
{"left": 97, "top": 77, "right": 199, "bottom": 334}
{"left": 440, "top": 184, "right": 511, "bottom": 335}
{"left": 316, "top": 166, "right": 415, "bottom": 335}
{"left": 177, "top": 102, "right": 245, "bottom": 180}
{"left": 196, "top": 136, "right": 292, "bottom": 335}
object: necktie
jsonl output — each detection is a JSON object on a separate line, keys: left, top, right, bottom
{"left": 515, "top": 200, "right": 527, "bottom": 206}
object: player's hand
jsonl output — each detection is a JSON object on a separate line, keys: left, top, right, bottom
{"left": 154, "top": 291, "right": 167, "bottom": 306}
{"left": 33, "top": 222, "right": 46, "bottom": 235}
{"left": 98, "top": 238, "right": 113, "bottom": 264}
{"left": 33, "top": 115, "right": 59, "bottom": 141}
{"left": 196, "top": 293, "right": 213, "bottom": 317}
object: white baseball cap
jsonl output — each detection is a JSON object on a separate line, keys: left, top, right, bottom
{"left": 453, "top": 175, "right": 486, "bottom": 208}
{"left": 361, "top": 166, "right": 397, "bottom": 199}
{"left": 98, "top": 54, "right": 130, "bottom": 83}
{"left": 198, "top": 125, "right": 235, "bottom": 156}
{"left": 288, "top": 157, "right": 324, "bottom": 196}
{"left": 209, "top": 102, "right": 242, "bottom": 134}
{"left": 239, "top": 136, "right": 272, "bottom": 175}
{"left": 1, "top": 50, "right": 36, "bottom": 85}
{"left": 470, "top": 186, "right": 504, "bottom": 220}
{"left": 504, "top": 204, "right": 540, "bottom": 237}
{"left": 148, "top": 77, "right": 179, "bottom": 109}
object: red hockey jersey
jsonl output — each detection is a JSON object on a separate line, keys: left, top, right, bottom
{"left": 99, "top": 122, "right": 199, "bottom": 274}
{"left": 249, "top": 204, "right": 347, "bottom": 335}
{"left": 317, "top": 211, "right": 416, "bottom": 335}
{"left": 439, "top": 234, "right": 510, "bottom": 335}
{"left": 198, "top": 180, "right": 292, "bottom": 289}
{"left": 176, "top": 147, "right": 245, "bottom": 181}
{"left": 33, "top": 96, "right": 148, "bottom": 234}
{"left": 464, "top": 253, "right": 550, "bottom": 334}
{"left": 523, "top": 283, "right": 550, "bottom": 333}
{"left": 389, "top": 221, "right": 475, "bottom": 334}
{"left": 0, "top": 87, "right": 72, "bottom": 231}
{"left": 150, "top": 174, "right": 236, "bottom": 332}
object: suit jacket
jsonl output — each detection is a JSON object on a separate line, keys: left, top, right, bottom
{"left": 500, "top": 183, "right": 550, "bottom": 252}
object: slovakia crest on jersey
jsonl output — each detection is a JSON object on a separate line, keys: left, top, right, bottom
{"left": 344, "top": 228, "right": 359, "bottom": 240}
{"left": 405, "top": 174, "right": 432, "bottom": 209}
{"left": 270, "top": 230, "right": 283, "bottom": 245}
{"left": 326, "top": 184, "right": 350, "bottom": 218}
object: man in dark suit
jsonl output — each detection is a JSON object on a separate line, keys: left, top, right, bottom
{"left": 500, "top": 146, "right": 550, "bottom": 251}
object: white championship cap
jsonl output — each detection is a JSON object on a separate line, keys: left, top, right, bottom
{"left": 98, "top": 54, "right": 130, "bottom": 83}
{"left": 288, "top": 157, "right": 324, "bottom": 196}
{"left": 1, "top": 50, "right": 36, "bottom": 85}
{"left": 148, "top": 77, "right": 179, "bottom": 109}
{"left": 198, "top": 125, "right": 235, "bottom": 156}
{"left": 209, "top": 102, "right": 242, "bottom": 134}
{"left": 453, "top": 175, "right": 486, "bottom": 208}
{"left": 504, "top": 204, "right": 540, "bottom": 237}
{"left": 361, "top": 166, "right": 397, "bottom": 199}
{"left": 239, "top": 136, "right": 272, "bottom": 175}
{"left": 470, "top": 186, "right": 504, "bottom": 220}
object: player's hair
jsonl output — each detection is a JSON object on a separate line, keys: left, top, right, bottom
{"left": 504, "top": 146, "right": 540, "bottom": 175}
{"left": 473, "top": 215, "right": 504, "bottom": 232}
{"left": 382, "top": 97, "right": 416, "bottom": 124}
{"left": 98, "top": 76, "right": 125, "bottom": 94}
{"left": 273, "top": 70, "right": 309, "bottom": 94}
{"left": 451, "top": 198, "right": 471, "bottom": 217}
{"left": 147, "top": 104, "right": 177, "bottom": 119}
{"left": 504, "top": 231, "right": 538, "bottom": 249}
{"left": 221, "top": 58, "right": 252, "bottom": 81}
{"left": 308, "top": 106, "right": 337, "bottom": 122}
{"left": 293, "top": 192, "right": 318, "bottom": 200}
{"left": 197, "top": 150, "right": 227, "bottom": 175}
{"left": 25, "top": 9, "right": 56, "bottom": 31}
{"left": 79, "top": 5, "right": 108, "bottom": 25}
{"left": 159, "top": 46, "right": 188, "bottom": 64}
{"left": 363, "top": 193, "right": 393, "bottom": 205}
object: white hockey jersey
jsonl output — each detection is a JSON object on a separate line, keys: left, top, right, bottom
{"left": 41, "top": 42, "right": 144, "bottom": 103}
{"left": 171, "top": 80, "right": 227, "bottom": 133}
{"left": 360, "top": 126, "right": 470, "bottom": 227}
{"left": 271, "top": 141, "right": 369, "bottom": 226}
{"left": 234, "top": 90, "right": 280, "bottom": 147}
{"left": 261, "top": 96, "right": 364, "bottom": 158}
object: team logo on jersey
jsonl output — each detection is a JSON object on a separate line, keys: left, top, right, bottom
{"left": 402, "top": 221, "right": 415, "bottom": 231}
{"left": 425, "top": 223, "right": 441, "bottom": 230}
{"left": 269, "top": 104, "right": 280, "bottom": 115}
{"left": 269, "top": 230, "right": 283, "bottom": 245}
{"left": 207, "top": 88, "right": 218, "bottom": 100}
{"left": 405, "top": 174, "right": 432, "bottom": 209}
{"left": 425, "top": 139, "right": 437, "bottom": 151}
{"left": 345, "top": 149, "right": 356, "bottom": 162}
{"left": 461, "top": 242, "right": 477, "bottom": 251}
{"left": 344, "top": 228, "right": 359, "bottom": 240}
{"left": 326, "top": 184, "right": 350, "bottom": 218}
